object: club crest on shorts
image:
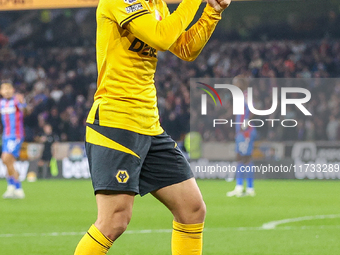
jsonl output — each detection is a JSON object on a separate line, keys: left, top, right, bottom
{"left": 116, "top": 170, "right": 130, "bottom": 183}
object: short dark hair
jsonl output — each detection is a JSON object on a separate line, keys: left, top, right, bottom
{"left": 1, "top": 79, "right": 13, "bottom": 86}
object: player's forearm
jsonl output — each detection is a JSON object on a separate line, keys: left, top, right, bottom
{"left": 127, "top": 0, "right": 202, "bottom": 51}
{"left": 170, "top": 4, "right": 222, "bottom": 61}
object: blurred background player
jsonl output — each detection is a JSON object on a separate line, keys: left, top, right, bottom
{"left": 227, "top": 76, "right": 257, "bottom": 197}
{"left": 36, "top": 123, "right": 59, "bottom": 179}
{"left": 1, "top": 81, "right": 26, "bottom": 199}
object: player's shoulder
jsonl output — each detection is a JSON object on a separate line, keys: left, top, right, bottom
{"left": 98, "top": 0, "right": 148, "bottom": 19}
{"left": 99, "top": 0, "right": 143, "bottom": 9}
{"left": 97, "top": 0, "right": 122, "bottom": 13}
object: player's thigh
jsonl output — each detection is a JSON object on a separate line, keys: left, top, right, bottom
{"left": 1, "top": 152, "right": 15, "bottom": 165}
{"left": 95, "top": 192, "right": 135, "bottom": 240}
{"left": 140, "top": 132, "right": 204, "bottom": 223}
{"left": 96, "top": 192, "right": 135, "bottom": 222}
{"left": 151, "top": 178, "right": 206, "bottom": 224}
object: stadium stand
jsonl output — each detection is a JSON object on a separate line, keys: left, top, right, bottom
{"left": 0, "top": 8, "right": 339, "bottom": 142}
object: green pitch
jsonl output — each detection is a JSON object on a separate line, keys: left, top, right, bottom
{"left": 1, "top": 179, "right": 339, "bottom": 255}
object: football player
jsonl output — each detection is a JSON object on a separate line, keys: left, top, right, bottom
{"left": 1, "top": 81, "right": 26, "bottom": 199}
{"left": 74, "top": 0, "right": 232, "bottom": 254}
{"left": 227, "top": 75, "right": 257, "bottom": 197}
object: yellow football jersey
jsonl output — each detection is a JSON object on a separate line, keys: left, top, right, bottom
{"left": 87, "top": 0, "right": 221, "bottom": 135}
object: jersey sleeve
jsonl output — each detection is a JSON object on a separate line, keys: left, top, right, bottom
{"left": 14, "top": 97, "right": 26, "bottom": 111}
{"left": 125, "top": 0, "right": 202, "bottom": 51}
{"left": 100, "top": 0, "right": 150, "bottom": 28}
{"left": 169, "top": 4, "right": 222, "bottom": 61}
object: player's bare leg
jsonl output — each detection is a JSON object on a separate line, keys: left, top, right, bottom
{"left": 94, "top": 191, "right": 135, "bottom": 240}
{"left": 152, "top": 178, "right": 206, "bottom": 255}
{"left": 152, "top": 178, "right": 206, "bottom": 223}
{"left": 2, "top": 153, "right": 19, "bottom": 179}
{"left": 74, "top": 192, "right": 134, "bottom": 254}
{"left": 2, "top": 153, "right": 24, "bottom": 199}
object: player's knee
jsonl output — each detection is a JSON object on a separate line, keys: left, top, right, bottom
{"left": 176, "top": 199, "right": 206, "bottom": 224}
{"left": 188, "top": 199, "right": 206, "bottom": 223}
{"left": 1, "top": 154, "right": 12, "bottom": 165}
{"left": 193, "top": 199, "right": 206, "bottom": 221}
{"left": 1, "top": 155, "right": 7, "bottom": 164}
{"left": 97, "top": 208, "right": 132, "bottom": 240}
{"left": 109, "top": 214, "right": 131, "bottom": 240}
{"left": 106, "top": 223, "right": 128, "bottom": 240}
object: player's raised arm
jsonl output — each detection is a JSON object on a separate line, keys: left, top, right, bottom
{"left": 15, "top": 93, "right": 26, "bottom": 106}
{"left": 102, "top": 0, "right": 202, "bottom": 51}
{"left": 170, "top": 0, "right": 231, "bottom": 61}
{"left": 14, "top": 93, "right": 27, "bottom": 115}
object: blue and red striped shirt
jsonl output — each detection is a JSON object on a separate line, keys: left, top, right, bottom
{"left": 0, "top": 97, "right": 25, "bottom": 139}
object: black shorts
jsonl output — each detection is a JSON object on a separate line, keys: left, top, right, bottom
{"left": 85, "top": 123, "right": 193, "bottom": 196}
{"left": 41, "top": 151, "right": 52, "bottom": 161}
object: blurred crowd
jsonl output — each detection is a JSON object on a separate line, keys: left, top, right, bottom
{"left": 0, "top": 39, "right": 339, "bottom": 142}
{"left": 0, "top": 46, "right": 96, "bottom": 142}
{"left": 0, "top": 7, "right": 339, "bottom": 143}
{"left": 157, "top": 39, "right": 340, "bottom": 142}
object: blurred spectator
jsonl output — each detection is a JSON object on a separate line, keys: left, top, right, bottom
{"left": 326, "top": 115, "right": 339, "bottom": 140}
{"left": 36, "top": 123, "right": 59, "bottom": 178}
{"left": 64, "top": 114, "right": 82, "bottom": 142}
{"left": 0, "top": 29, "right": 9, "bottom": 48}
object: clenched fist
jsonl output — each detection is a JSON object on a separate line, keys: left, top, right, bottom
{"left": 207, "top": 0, "right": 231, "bottom": 13}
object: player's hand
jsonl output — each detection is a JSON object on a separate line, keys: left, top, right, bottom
{"left": 15, "top": 93, "right": 25, "bottom": 104}
{"left": 207, "top": 0, "right": 231, "bottom": 13}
